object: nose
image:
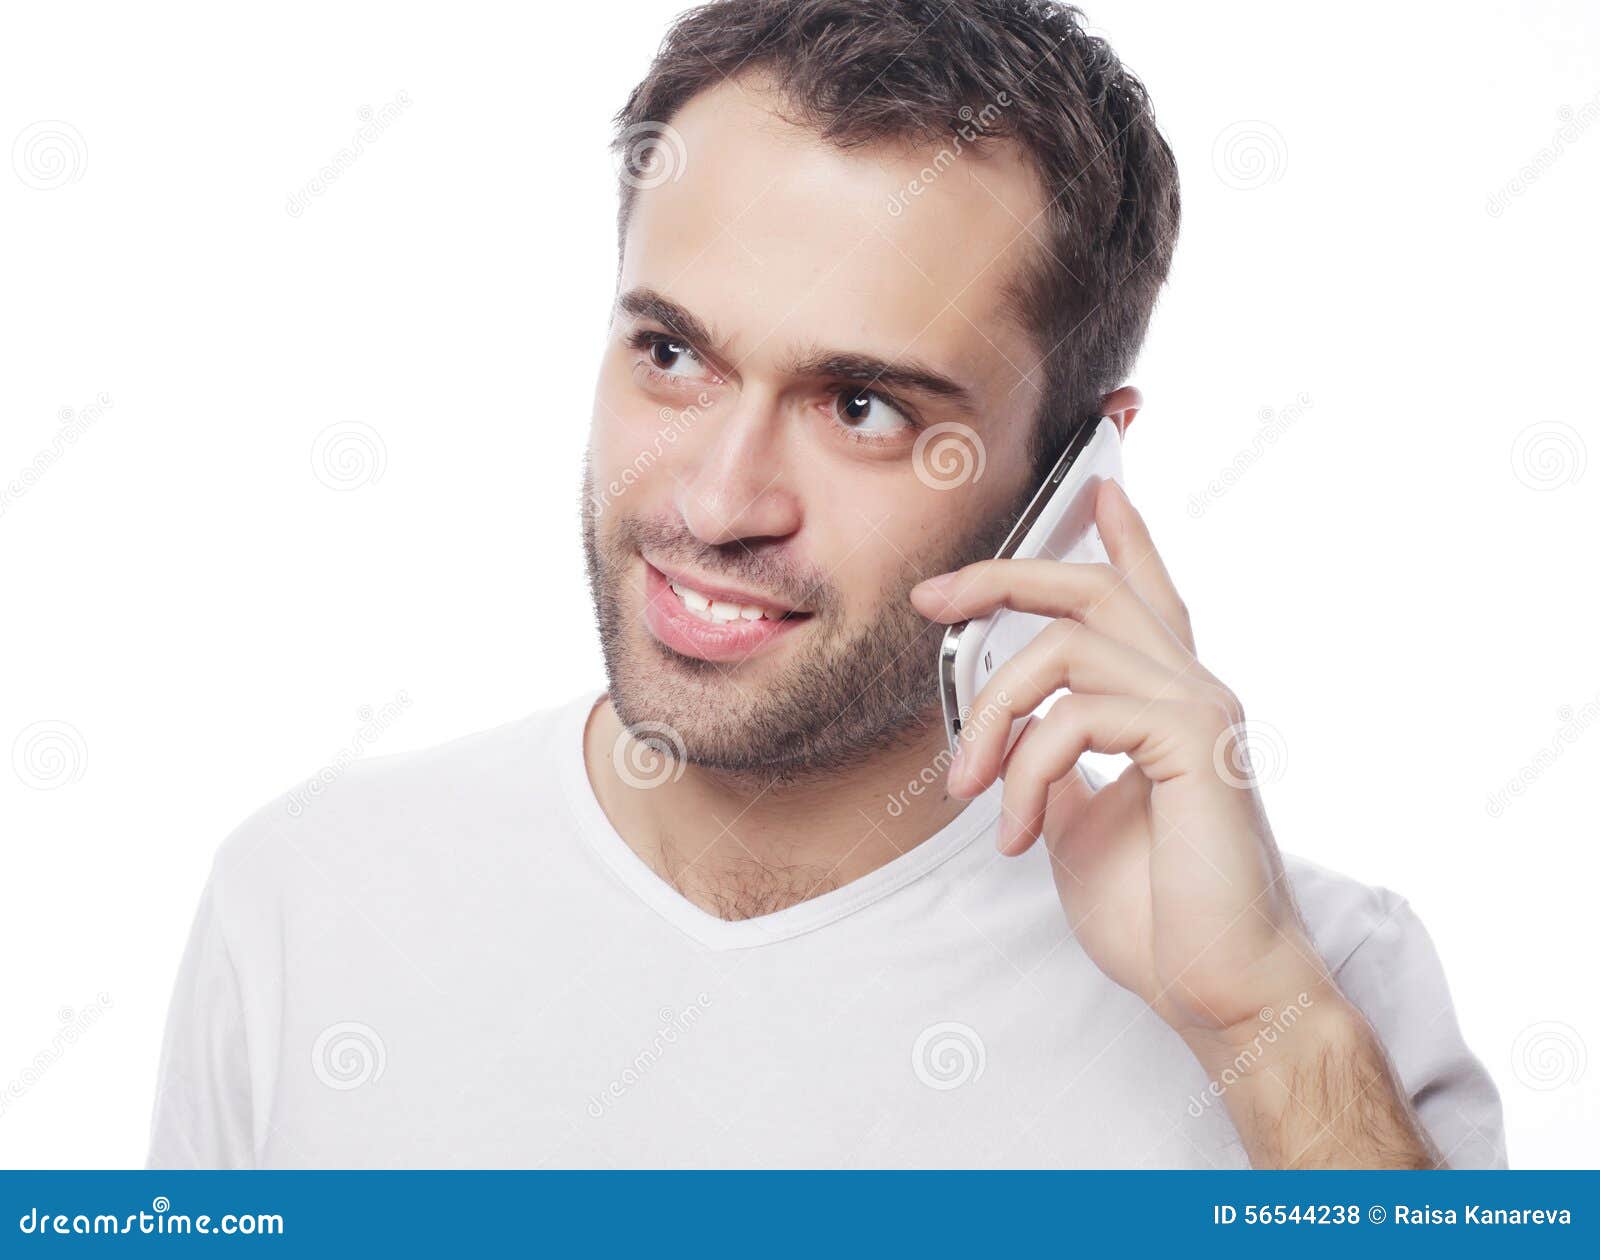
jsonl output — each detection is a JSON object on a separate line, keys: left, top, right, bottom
{"left": 673, "top": 392, "right": 802, "bottom": 546}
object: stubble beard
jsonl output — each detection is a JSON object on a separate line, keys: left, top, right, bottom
{"left": 580, "top": 466, "right": 1017, "bottom": 787}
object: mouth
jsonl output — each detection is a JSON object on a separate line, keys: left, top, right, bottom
{"left": 641, "top": 560, "right": 811, "bottom": 663}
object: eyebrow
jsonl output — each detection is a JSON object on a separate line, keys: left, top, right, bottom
{"left": 615, "top": 285, "right": 978, "bottom": 413}
{"left": 784, "top": 349, "right": 976, "bottom": 412}
{"left": 616, "top": 287, "right": 731, "bottom": 370}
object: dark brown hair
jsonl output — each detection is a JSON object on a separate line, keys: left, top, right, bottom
{"left": 613, "top": 0, "right": 1180, "bottom": 479}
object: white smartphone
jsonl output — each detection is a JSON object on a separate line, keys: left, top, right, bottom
{"left": 937, "top": 415, "right": 1124, "bottom": 756}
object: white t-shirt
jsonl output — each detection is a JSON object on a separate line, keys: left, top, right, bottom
{"left": 147, "top": 693, "right": 1507, "bottom": 1169}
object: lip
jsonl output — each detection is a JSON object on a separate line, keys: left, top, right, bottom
{"left": 642, "top": 561, "right": 808, "bottom": 664}
{"left": 646, "top": 557, "right": 803, "bottom": 615}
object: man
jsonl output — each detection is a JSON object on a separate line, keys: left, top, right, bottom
{"left": 149, "top": 0, "right": 1505, "bottom": 1168}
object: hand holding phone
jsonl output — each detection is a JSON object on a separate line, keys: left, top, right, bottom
{"left": 937, "top": 415, "right": 1123, "bottom": 756}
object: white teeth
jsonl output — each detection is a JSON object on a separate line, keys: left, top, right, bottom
{"left": 670, "top": 581, "right": 711, "bottom": 613}
{"left": 669, "top": 579, "right": 781, "bottom": 624}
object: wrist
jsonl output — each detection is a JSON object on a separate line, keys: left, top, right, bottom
{"left": 1178, "top": 974, "right": 1360, "bottom": 1086}
{"left": 1178, "top": 981, "right": 1437, "bottom": 1169}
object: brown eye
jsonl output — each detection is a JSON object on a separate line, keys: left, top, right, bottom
{"left": 833, "top": 388, "right": 910, "bottom": 435}
{"left": 839, "top": 390, "right": 873, "bottom": 423}
{"left": 643, "top": 335, "right": 709, "bottom": 380}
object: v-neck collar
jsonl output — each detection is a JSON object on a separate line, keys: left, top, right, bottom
{"left": 556, "top": 692, "right": 1002, "bottom": 951}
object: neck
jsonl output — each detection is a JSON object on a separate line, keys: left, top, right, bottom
{"left": 583, "top": 697, "right": 971, "bottom": 920}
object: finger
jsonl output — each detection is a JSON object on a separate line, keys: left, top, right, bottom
{"left": 1039, "top": 766, "right": 1153, "bottom": 937}
{"left": 994, "top": 738, "right": 1095, "bottom": 857}
{"left": 952, "top": 618, "right": 1217, "bottom": 798}
{"left": 1096, "top": 479, "right": 1195, "bottom": 653}
{"left": 995, "top": 694, "right": 1221, "bottom": 854}
{"left": 911, "top": 557, "right": 1193, "bottom": 671}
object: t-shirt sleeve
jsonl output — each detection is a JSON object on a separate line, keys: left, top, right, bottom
{"left": 145, "top": 870, "right": 256, "bottom": 1169}
{"left": 1330, "top": 893, "right": 1508, "bottom": 1169}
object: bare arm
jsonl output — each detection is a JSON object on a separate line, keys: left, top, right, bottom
{"left": 1183, "top": 982, "right": 1442, "bottom": 1169}
{"left": 915, "top": 477, "right": 1446, "bottom": 1169}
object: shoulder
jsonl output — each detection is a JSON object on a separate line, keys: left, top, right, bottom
{"left": 1281, "top": 852, "right": 1455, "bottom": 1027}
{"left": 207, "top": 692, "right": 596, "bottom": 905}
{"left": 1281, "top": 851, "right": 1411, "bottom": 975}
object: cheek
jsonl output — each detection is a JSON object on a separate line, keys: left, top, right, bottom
{"left": 817, "top": 470, "right": 1030, "bottom": 606}
{"left": 588, "top": 356, "right": 690, "bottom": 500}
{"left": 796, "top": 476, "right": 943, "bottom": 619}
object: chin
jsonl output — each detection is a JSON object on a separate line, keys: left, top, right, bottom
{"left": 606, "top": 626, "right": 941, "bottom": 784}
{"left": 608, "top": 632, "right": 796, "bottom": 769}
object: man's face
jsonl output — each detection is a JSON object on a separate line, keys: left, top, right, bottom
{"left": 585, "top": 78, "right": 1047, "bottom": 777}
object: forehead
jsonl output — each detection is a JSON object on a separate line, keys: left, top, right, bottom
{"left": 619, "top": 78, "right": 1045, "bottom": 405}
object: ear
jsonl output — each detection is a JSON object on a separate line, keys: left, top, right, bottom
{"left": 1099, "top": 385, "right": 1143, "bottom": 438}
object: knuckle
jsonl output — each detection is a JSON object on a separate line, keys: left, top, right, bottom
{"left": 1086, "top": 562, "right": 1121, "bottom": 595}
{"left": 1006, "top": 651, "right": 1052, "bottom": 698}
{"left": 1203, "top": 693, "right": 1241, "bottom": 732}
{"left": 1042, "top": 692, "right": 1087, "bottom": 738}
{"left": 1184, "top": 673, "right": 1243, "bottom": 725}
{"left": 1042, "top": 616, "right": 1080, "bottom": 657}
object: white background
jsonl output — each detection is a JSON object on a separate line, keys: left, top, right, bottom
{"left": 2, "top": 0, "right": 1595, "bottom": 1168}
